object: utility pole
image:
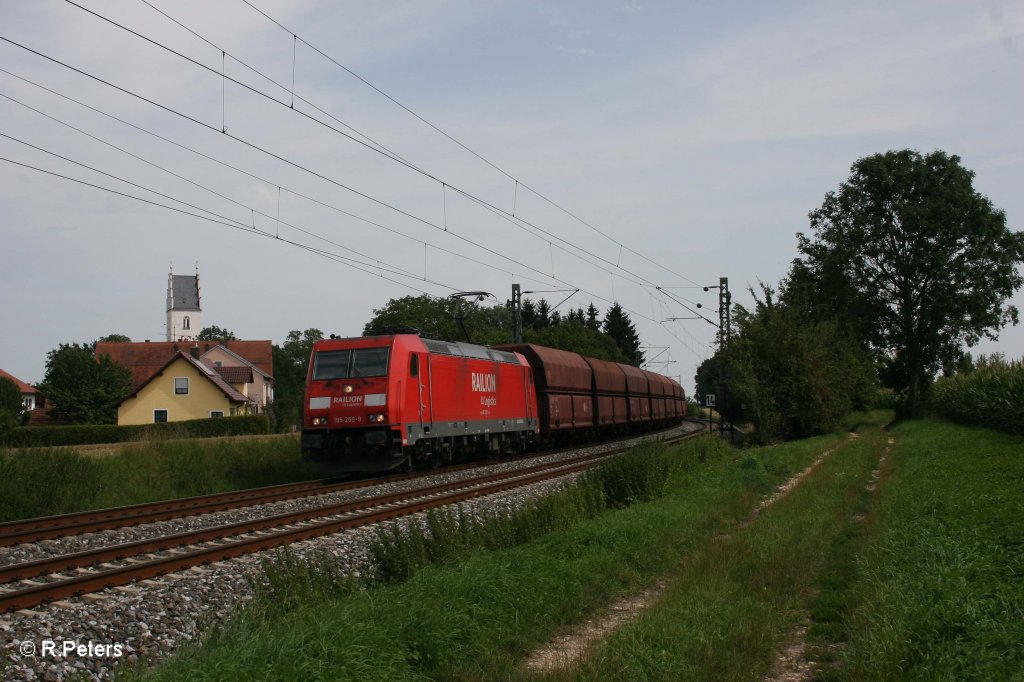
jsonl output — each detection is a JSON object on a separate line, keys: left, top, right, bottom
{"left": 718, "top": 277, "right": 731, "bottom": 438}
{"left": 508, "top": 284, "right": 523, "bottom": 343}
{"left": 703, "top": 277, "right": 731, "bottom": 437}
{"left": 718, "top": 277, "right": 731, "bottom": 347}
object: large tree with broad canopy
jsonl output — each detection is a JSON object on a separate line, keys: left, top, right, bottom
{"left": 792, "top": 149, "right": 1024, "bottom": 416}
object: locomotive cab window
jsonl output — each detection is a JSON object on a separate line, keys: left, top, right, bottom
{"left": 409, "top": 354, "right": 419, "bottom": 377}
{"left": 312, "top": 347, "right": 390, "bottom": 380}
{"left": 312, "top": 350, "right": 351, "bottom": 380}
{"left": 350, "top": 348, "right": 389, "bottom": 377}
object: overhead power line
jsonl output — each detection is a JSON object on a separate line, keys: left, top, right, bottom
{"left": 1, "top": 10, "right": 719, "bottom": 365}
{"left": 239, "top": 0, "right": 704, "bottom": 288}
{"left": 0, "top": 37, "right": 689, "bottom": 332}
{"left": 0, "top": 154, "right": 436, "bottom": 294}
{"left": 0, "top": 40, "right": 570, "bottom": 289}
{"left": 0, "top": 72, "right": 556, "bottom": 289}
{"left": 69, "top": 0, "right": 702, "bottom": 300}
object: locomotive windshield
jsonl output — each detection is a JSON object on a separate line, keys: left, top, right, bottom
{"left": 312, "top": 348, "right": 390, "bottom": 380}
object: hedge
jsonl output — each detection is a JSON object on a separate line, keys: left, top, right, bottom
{"left": 1, "top": 415, "right": 270, "bottom": 448}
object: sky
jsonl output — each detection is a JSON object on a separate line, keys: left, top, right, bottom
{"left": 1, "top": 0, "right": 1022, "bottom": 394}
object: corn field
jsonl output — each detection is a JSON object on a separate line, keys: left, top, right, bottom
{"left": 931, "top": 355, "right": 1024, "bottom": 435}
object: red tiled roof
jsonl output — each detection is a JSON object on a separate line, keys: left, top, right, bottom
{"left": 117, "top": 352, "right": 248, "bottom": 405}
{"left": 25, "top": 407, "right": 65, "bottom": 426}
{"left": 213, "top": 365, "right": 254, "bottom": 384}
{"left": 95, "top": 341, "right": 273, "bottom": 389}
{"left": 0, "top": 369, "right": 39, "bottom": 394}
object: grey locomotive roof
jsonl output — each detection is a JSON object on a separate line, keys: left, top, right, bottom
{"left": 420, "top": 338, "right": 520, "bottom": 364}
{"left": 170, "top": 275, "right": 200, "bottom": 311}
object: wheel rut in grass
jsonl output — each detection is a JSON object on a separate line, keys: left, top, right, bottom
{"left": 521, "top": 436, "right": 850, "bottom": 675}
{"left": 765, "top": 430, "right": 894, "bottom": 682}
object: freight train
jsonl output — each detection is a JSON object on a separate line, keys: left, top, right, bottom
{"left": 301, "top": 333, "right": 686, "bottom": 473}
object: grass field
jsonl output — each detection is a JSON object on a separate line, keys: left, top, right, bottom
{"left": 0, "top": 435, "right": 312, "bottom": 522}
{"left": 834, "top": 419, "right": 1024, "bottom": 680}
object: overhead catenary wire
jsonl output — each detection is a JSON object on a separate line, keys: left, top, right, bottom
{"left": 2, "top": 9, "right": 721, "bottom": 373}
{"left": 0, "top": 44, "right": 685, "bottom": 333}
{"left": 0, "top": 93, "right": 466, "bottom": 290}
{"left": 0, "top": 67, "right": 556, "bottom": 290}
{"left": 239, "top": 0, "right": 704, "bottom": 288}
{"left": 67, "top": 0, "right": 702, "bottom": 304}
{"left": 0, "top": 133, "right": 461, "bottom": 291}
{"left": 0, "top": 44, "right": 567, "bottom": 289}
{"left": 39, "top": 0, "right": 717, "bottom": 326}
{"left": 0, "top": 155, "right": 437, "bottom": 295}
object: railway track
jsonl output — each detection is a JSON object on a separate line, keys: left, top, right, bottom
{"left": 0, "top": 426, "right": 705, "bottom": 613}
{"left": 0, "top": 424, "right": 702, "bottom": 547}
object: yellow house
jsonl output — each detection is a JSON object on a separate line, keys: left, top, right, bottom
{"left": 116, "top": 352, "right": 250, "bottom": 425}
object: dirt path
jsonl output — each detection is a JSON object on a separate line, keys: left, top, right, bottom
{"left": 521, "top": 437, "right": 850, "bottom": 674}
{"left": 763, "top": 432, "right": 894, "bottom": 682}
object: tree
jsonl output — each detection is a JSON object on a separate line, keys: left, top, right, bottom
{"left": 38, "top": 343, "right": 133, "bottom": 424}
{"left": 724, "top": 285, "right": 875, "bottom": 441}
{"left": 526, "top": 321, "right": 628, "bottom": 362}
{"left": 603, "top": 303, "right": 643, "bottom": 365}
{"left": 0, "top": 377, "right": 24, "bottom": 432}
{"left": 521, "top": 299, "right": 537, "bottom": 331}
{"left": 534, "top": 299, "right": 552, "bottom": 330}
{"left": 585, "top": 303, "right": 601, "bottom": 331}
{"left": 363, "top": 295, "right": 509, "bottom": 345}
{"left": 269, "top": 329, "right": 323, "bottom": 431}
{"left": 97, "top": 333, "right": 131, "bottom": 343}
{"left": 197, "top": 326, "right": 237, "bottom": 341}
{"left": 796, "top": 150, "right": 1024, "bottom": 416}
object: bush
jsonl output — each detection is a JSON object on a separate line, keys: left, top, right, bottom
{"left": 1, "top": 415, "right": 270, "bottom": 448}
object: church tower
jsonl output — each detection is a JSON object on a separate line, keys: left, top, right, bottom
{"left": 166, "top": 265, "right": 202, "bottom": 341}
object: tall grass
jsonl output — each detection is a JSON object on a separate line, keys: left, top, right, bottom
{"left": 0, "top": 435, "right": 312, "bottom": 521}
{"left": 366, "top": 441, "right": 691, "bottom": 585}
{"left": 930, "top": 355, "right": 1024, "bottom": 435}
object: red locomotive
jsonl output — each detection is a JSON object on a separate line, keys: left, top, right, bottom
{"left": 301, "top": 334, "right": 686, "bottom": 472}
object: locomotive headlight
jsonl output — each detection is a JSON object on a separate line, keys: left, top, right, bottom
{"left": 312, "top": 416, "right": 328, "bottom": 426}
{"left": 344, "top": 385, "right": 354, "bottom": 393}
{"left": 369, "top": 413, "right": 385, "bottom": 423}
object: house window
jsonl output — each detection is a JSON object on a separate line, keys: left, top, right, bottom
{"left": 183, "top": 316, "right": 190, "bottom": 330}
{"left": 175, "top": 377, "right": 189, "bottom": 394}
{"left": 214, "top": 361, "right": 222, "bottom": 367}
{"left": 154, "top": 410, "right": 168, "bottom": 423}
{"left": 210, "top": 411, "right": 224, "bottom": 418}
